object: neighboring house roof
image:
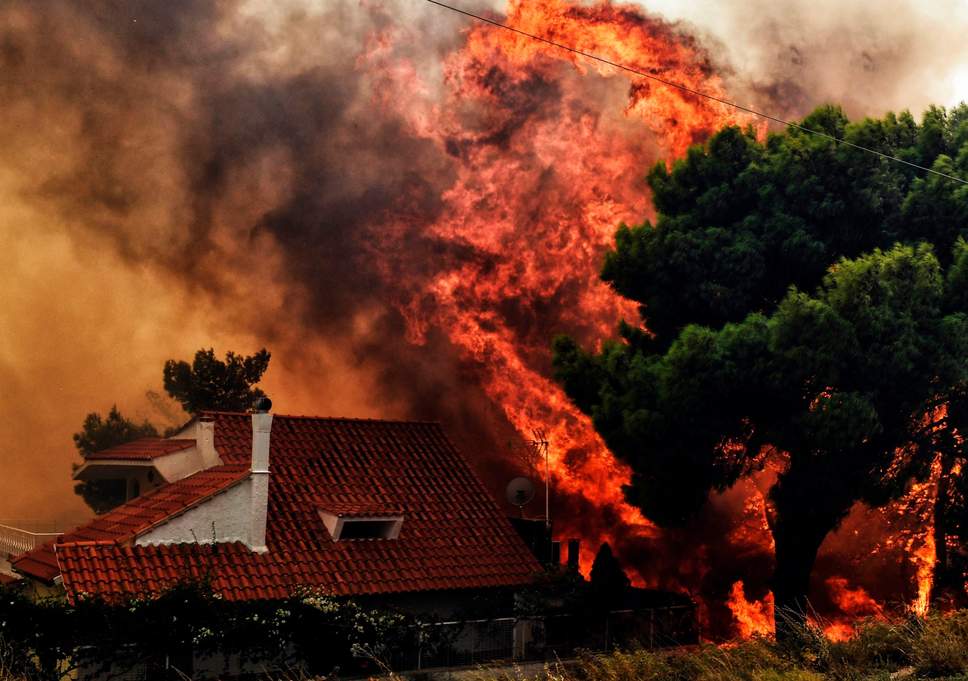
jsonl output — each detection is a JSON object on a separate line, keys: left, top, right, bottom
{"left": 85, "top": 438, "right": 196, "bottom": 461}
{"left": 0, "top": 573, "right": 19, "bottom": 586}
{"left": 19, "top": 413, "right": 540, "bottom": 600}
{"left": 12, "top": 465, "right": 248, "bottom": 582}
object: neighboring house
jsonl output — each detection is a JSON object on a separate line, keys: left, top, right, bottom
{"left": 72, "top": 437, "right": 212, "bottom": 503}
{"left": 13, "top": 407, "right": 541, "bottom": 608}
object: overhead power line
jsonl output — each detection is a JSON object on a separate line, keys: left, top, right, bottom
{"left": 424, "top": 0, "right": 968, "bottom": 186}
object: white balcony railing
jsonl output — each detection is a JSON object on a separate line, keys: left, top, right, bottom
{"left": 0, "top": 523, "right": 63, "bottom": 559}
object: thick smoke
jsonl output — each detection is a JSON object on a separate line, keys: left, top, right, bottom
{"left": 636, "top": 0, "right": 968, "bottom": 117}
{"left": 0, "top": 0, "right": 506, "bottom": 521}
{"left": 0, "top": 0, "right": 964, "bottom": 637}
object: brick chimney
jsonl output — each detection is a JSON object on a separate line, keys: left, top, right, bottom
{"left": 249, "top": 397, "right": 273, "bottom": 553}
{"left": 567, "top": 538, "right": 580, "bottom": 572}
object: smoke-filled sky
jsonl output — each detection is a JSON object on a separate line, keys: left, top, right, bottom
{"left": 1, "top": 0, "right": 966, "bottom": 539}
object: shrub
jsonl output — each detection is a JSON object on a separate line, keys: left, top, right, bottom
{"left": 0, "top": 636, "right": 31, "bottom": 681}
{"left": 828, "top": 618, "right": 913, "bottom": 673}
{"left": 911, "top": 611, "right": 968, "bottom": 677}
{"left": 0, "top": 580, "right": 417, "bottom": 680}
{"left": 576, "top": 648, "right": 678, "bottom": 681}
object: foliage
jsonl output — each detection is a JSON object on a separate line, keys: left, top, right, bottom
{"left": 71, "top": 405, "right": 159, "bottom": 514}
{"left": 514, "top": 567, "right": 590, "bottom": 617}
{"left": 825, "top": 618, "right": 913, "bottom": 673}
{"left": 0, "top": 580, "right": 415, "bottom": 681}
{"left": 163, "top": 348, "right": 271, "bottom": 415}
{"left": 909, "top": 610, "right": 968, "bottom": 677}
{"left": 10, "top": 587, "right": 968, "bottom": 681}
{"left": 590, "top": 543, "right": 631, "bottom": 607}
{"left": 72, "top": 406, "right": 159, "bottom": 458}
{"left": 553, "top": 104, "right": 968, "bottom": 619}
{"left": 598, "top": 105, "right": 968, "bottom": 345}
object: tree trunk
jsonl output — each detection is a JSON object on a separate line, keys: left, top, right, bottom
{"left": 771, "top": 517, "right": 831, "bottom": 636}
{"left": 770, "top": 478, "right": 855, "bottom": 638}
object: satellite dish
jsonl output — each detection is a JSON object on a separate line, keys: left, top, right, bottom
{"left": 506, "top": 477, "right": 535, "bottom": 508}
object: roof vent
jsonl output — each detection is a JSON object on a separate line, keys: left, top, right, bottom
{"left": 252, "top": 396, "right": 272, "bottom": 413}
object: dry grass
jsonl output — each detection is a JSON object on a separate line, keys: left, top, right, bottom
{"left": 473, "top": 611, "right": 968, "bottom": 681}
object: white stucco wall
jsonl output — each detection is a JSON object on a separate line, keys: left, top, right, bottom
{"left": 135, "top": 479, "right": 254, "bottom": 547}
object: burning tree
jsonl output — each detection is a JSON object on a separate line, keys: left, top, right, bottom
{"left": 554, "top": 105, "right": 968, "bottom": 628}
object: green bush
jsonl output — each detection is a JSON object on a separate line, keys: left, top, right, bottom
{"left": 828, "top": 619, "right": 913, "bottom": 673}
{"left": 911, "top": 611, "right": 968, "bottom": 677}
{"left": 0, "top": 581, "right": 416, "bottom": 681}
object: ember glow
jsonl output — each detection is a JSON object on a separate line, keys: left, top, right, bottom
{"left": 3, "top": 0, "right": 967, "bottom": 641}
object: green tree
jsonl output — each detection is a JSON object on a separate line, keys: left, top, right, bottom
{"left": 590, "top": 542, "right": 631, "bottom": 607}
{"left": 163, "top": 348, "right": 270, "bottom": 415}
{"left": 73, "top": 406, "right": 158, "bottom": 514}
{"left": 554, "top": 105, "right": 968, "bottom": 626}
{"left": 73, "top": 348, "right": 271, "bottom": 515}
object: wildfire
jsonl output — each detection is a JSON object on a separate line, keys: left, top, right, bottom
{"left": 3, "top": 0, "right": 960, "bottom": 645}
{"left": 364, "top": 0, "right": 747, "bottom": 578}
{"left": 727, "top": 581, "right": 775, "bottom": 639}
{"left": 821, "top": 577, "right": 886, "bottom": 641}
{"left": 360, "top": 0, "right": 943, "bottom": 633}
{"left": 906, "top": 461, "right": 940, "bottom": 616}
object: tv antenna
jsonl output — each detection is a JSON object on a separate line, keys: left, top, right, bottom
{"left": 529, "top": 429, "right": 551, "bottom": 529}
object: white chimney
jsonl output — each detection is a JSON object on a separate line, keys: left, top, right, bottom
{"left": 197, "top": 417, "right": 220, "bottom": 468}
{"left": 249, "top": 397, "right": 273, "bottom": 553}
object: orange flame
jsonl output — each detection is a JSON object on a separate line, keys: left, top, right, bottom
{"left": 821, "top": 577, "right": 886, "bottom": 640}
{"left": 907, "top": 463, "right": 939, "bottom": 617}
{"left": 727, "top": 580, "right": 774, "bottom": 639}
{"left": 363, "top": 0, "right": 940, "bottom": 634}
{"left": 363, "top": 0, "right": 749, "bottom": 578}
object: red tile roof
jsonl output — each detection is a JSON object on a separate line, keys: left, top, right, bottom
{"left": 0, "top": 573, "right": 19, "bottom": 586}
{"left": 12, "top": 465, "right": 248, "bottom": 582}
{"left": 33, "top": 413, "right": 540, "bottom": 600}
{"left": 318, "top": 501, "right": 404, "bottom": 517}
{"left": 85, "top": 438, "right": 195, "bottom": 461}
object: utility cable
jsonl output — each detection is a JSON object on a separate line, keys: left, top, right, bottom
{"left": 425, "top": 0, "right": 968, "bottom": 186}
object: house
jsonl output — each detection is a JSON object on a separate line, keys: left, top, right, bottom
{"left": 72, "top": 437, "right": 214, "bottom": 504}
{"left": 9, "top": 402, "right": 544, "bottom": 673}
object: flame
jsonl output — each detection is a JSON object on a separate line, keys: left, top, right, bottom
{"left": 361, "top": 0, "right": 941, "bottom": 631}
{"left": 821, "top": 577, "right": 886, "bottom": 640}
{"left": 362, "top": 0, "right": 749, "bottom": 576}
{"left": 727, "top": 580, "right": 775, "bottom": 639}
{"left": 907, "top": 464, "right": 939, "bottom": 617}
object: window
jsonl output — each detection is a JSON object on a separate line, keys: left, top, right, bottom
{"left": 338, "top": 519, "right": 400, "bottom": 540}
{"left": 318, "top": 509, "right": 404, "bottom": 541}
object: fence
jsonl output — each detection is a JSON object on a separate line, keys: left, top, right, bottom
{"left": 394, "top": 604, "right": 699, "bottom": 671}
{"left": 0, "top": 522, "right": 63, "bottom": 558}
